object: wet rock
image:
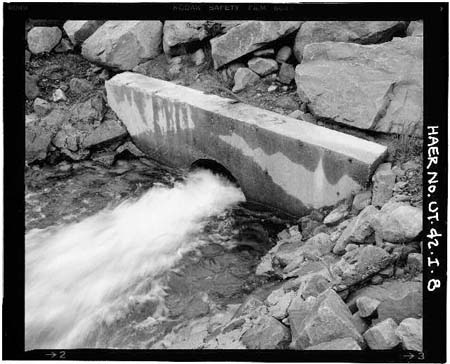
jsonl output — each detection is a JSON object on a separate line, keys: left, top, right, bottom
{"left": 351, "top": 312, "right": 369, "bottom": 334}
{"left": 333, "top": 205, "right": 378, "bottom": 254}
{"left": 396, "top": 318, "right": 422, "bottom": 351}
{"left": 27, "top": 26, "right": 62, "bottom": 54}
{"left": 371, "top": 202, "right": 422, "bottom": 243}
{"left": 332, "top": 245, "right": 392, "bottom": 289}
{"left": 232, "top": 68, "right": 260, "bottom": 93}
{"left": 407, "top": 21, "right": 423, "bottom": 37}
{"left": 82, "top": 118, "right": 128, "bottom": 149}
{"left": 63, "top": 21, "right": 104, "bottom": 46}
{"left": 278, "top": 62, "right": 295, "bottom": 84}
{"left": 69, "top": 78, "right": 94, "bottom": 94}
{"left": 289, "top": 289, "right": 363, "bottom": 349}
{"left": 241, "top": 315, "right": 290, "bottom": 349}
{"left": 82, "top": 21, "right": 163, "bottom": 70}
{"left": 276, "top": 46, "right": 292, "bottom": 63}
{"left": 211, "top": 21, "right": 302, "bottom": 69}
{"left": 407, "top": 252, "right": 423, "bottom": 272}
{"left": 372, "top": 163, "right": 396, "bottom": 207}
{"left": 52, "top": 89, "right": 67, "bottom": 102}
{"left": 363, "top": 318, "right": 400, "bottom": 350}
{"left": 33, "top": 98, "right": 52, "bottom": 117}
{"left": 191, "top": 48, "right": 205, "bottom": 66}
{"left": 305, "top": 337, "right": 361, "bottom": 350}
{"left": 295, "top": 37, "right": 423, "bottom": 136}
{"left": 324, "top": 204, "right": 349, "bottom": 225}
{"left": 346, "top": 280, "right": 422, "bottom": 324}
{"left": 248, "top": 57, "right": 278, "bottom": 77}
{"left": 25, "top": 71, "right": 40, "bottom": 100}
{"left": 352, "top": 190, "right": 372, "bottom": 212}
{"left": 356, "top": 296, "right": 380, "bottom": 318}
{"left": 253, "top": 48, "right": 275, "bottom": 57}
{"left": 293, "top": 21, "right": 407, "bottom": 62}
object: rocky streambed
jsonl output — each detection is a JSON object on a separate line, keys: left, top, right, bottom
{"left": 25, "top": 19, "right": 424, "bottom": 352}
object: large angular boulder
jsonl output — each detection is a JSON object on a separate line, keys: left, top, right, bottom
{"left": 163, "top": 20, "right": 243, "bottom": 55}
{"left": 346, "top": 280, "right": 422, "bottom": 324}
{"left": 395, "top": 318, "right": 422, "bottom": 351}
{"left": 82, "top": 21, "right": 163, "bottom": 70}
{"left": 27, "top": 26, "right": 62, "bottom": 54}
{"left": 241, "top": 315, "right": 290, "bottom": 349}
{"left": 371, "top": 202, "right": 422, "bottom": 243}
{"left": 293, "top": 21, "right": 408, "bottom": 62}
{"left": 63, "top": 20, "right": 104, "bottom": 45}
{"left": 363, "top": 318, "right": 400, "bottom": 350}
{"left": 211, "top": 21, "right": 302, "bottom": 69}
{"left": 289, "top": 289, "right": 363, "bottom": 349}
{"left": 295, "top": 37, "right": 423, "bottom": 136}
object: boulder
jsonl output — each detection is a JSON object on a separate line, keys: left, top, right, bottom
{"left": 371, "top": 202, "right": 422, "bottom": 243}
{"left": 276, "top": 46, "right": 292, "bottom": 63}
{"left": 305, "top": 337, "right": 361, "bottom": 350}
{"left": 364, "top": 318, "right": 400, "bottom": 350}
{"left": 356, "top": 296, "right": 380, "bottom": 318}
{"left": 346, "top": 280, "right": 422, "bottom": 324}
{"left": 63, "top": 20, "right": 104, "bottom": 45}
{"left": 333, "top": 205, "right": 378, "bottom": 254}
{"left": 352, "top": 190, "right": 372, "bottom": 211}
{"left": 395, "top": 318, "right": 422, "bottom": 351}
{"left": 266, "top": 289, "right": 296, "bottom": 320}
{"left": 69, "top": 94, "right": 104, "bottom": 123}
{"left": 372, "top": 163, "right": 396, "bottom": 207}
{"left": 241, "top": 314, "right": 290, "bottom": 349}
{"left": 289, "top": 289, "right": 363, "bottom": 349}
{"left": 324, "top": 204, "right": 349, "bottom": 225}
{"left": 25, "top": 71, "right": 40, "bottom": 100}
{"left": 33, "top": 98, "right": 52, "bottom": 117}
{"left": 27, "top": 26, "right": 62, "bottom": 54}
{"left": 406, "top": 21, "right": 423, "bottom": 37}
{"left": 298, "top": 273, "right": 332, "bottom": 299}
{"left": 248, "top": 57, "right": 279, "bottom": 77}
{"left": 211, "top": 21, "right": 302, "bottom": 69}
{"left": 226, "top": 62, "right": 246, "bottom": 80}
{"left": 295, "top": 37, "right": 423, "bottom": 136}
{"left": 82, "top": 21, "right": 163, "bottom": 70}
{"left": 232, "top": 68, "right": 260, "bottom": 93}
{"left": 293, "top": 21, "right": 407, "bottom": 62}
{"left": 278, "top": 62, "right": 295, "bottom": 84}
{"left": 163, "top": 21, "right": 243, "bottom": 55}
{"left": 332, "top": 245, "right": 392, "bottom": 288}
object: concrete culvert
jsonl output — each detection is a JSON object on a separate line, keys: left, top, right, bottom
{"left": 190, "top": 159, "right": 238, "bottom": 185}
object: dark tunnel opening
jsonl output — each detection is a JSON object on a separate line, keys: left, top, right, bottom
{"left": 190, "top": 159, "right": 239, "bottom": 186}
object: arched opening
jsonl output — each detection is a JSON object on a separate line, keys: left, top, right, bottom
{"left": 190, "top": 159, "right": 238, "bottom": 185}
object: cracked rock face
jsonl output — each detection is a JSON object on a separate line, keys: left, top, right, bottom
{"left": 295, "top": 37, "right": 423, "bottom": 136}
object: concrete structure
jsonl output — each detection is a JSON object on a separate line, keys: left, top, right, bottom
{"left": 106, "top": 73, "right": 387, "bottom": 216}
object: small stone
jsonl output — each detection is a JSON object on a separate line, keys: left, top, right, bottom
{"left": 248, "top": 57, "right": 279, "bottom": 77}
{"left": 395, "top": 318, "right": 422, "bottom": 351}
{"left": 305, "top": 337, "right": 361, "bottom": 350}
{"left": 276, "top": 46, "right": 292, "bottom": 63}
{"left": 345, "top": 243, "right": 358, "bottom": 252}
{"left": 356, "top": 296, "right": 380, "bottom": 318}
{"left": 253, "top": 48, "right": 275, "bottom": 57}
{"left": 372, "top": 163, "right": 396, "bottom": 207}
{"left": 69, "top": 78, "right": 93, "bottom": 94}
{"left": 278, "top": 62, "right": 295, "bottom": 84}
{"left": 52, "top": 89, "right": 67, "bottom": 102}
{"left": 168, "top": 63, "right": 182, "bottom": 78}
{"left": 27, "top": 26, "right": 62, "bottom": 54}
{"left": 371, "top": 275, "right": 384, "bottom": 285}
{"left": 324, "top": 204, "right": 349, "bottom": 225}
{"left": 191, "top": 48, "right": 205, "bottom": 66}
{"left": 232, "top": 68, "right": 260, "bottom": 93}
{"left": 267, "top": 85, "right": 278, "bottom": 92}
{"left": 407, "top": 253, "right": 423, "bottom": 272}
{"left": 363, "top": 318, "right": 400, "bottom": 350}
{"left": 33, "top": 98, "right": 52, "bottom": 117}
{"left": 226, "top": 62, "right": 246, "bottom": 79}
{"left": 352, "top": 190, "right": 372, "bottom": 212}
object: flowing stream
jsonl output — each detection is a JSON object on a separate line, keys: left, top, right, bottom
{"left": 26, "top": 169, "right": 249, "bottom": 349}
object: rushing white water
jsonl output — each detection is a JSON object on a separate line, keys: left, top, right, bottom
{"left": 25, "top": 170, "right": 245, "bottom": 350}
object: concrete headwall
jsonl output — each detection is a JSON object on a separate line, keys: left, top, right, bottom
{"left": 106, "top": 72, "right": 387, "bottom": 216}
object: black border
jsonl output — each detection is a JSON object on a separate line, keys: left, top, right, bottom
{"left": 3, "top": 2, "right": 448, "bottom": 362}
